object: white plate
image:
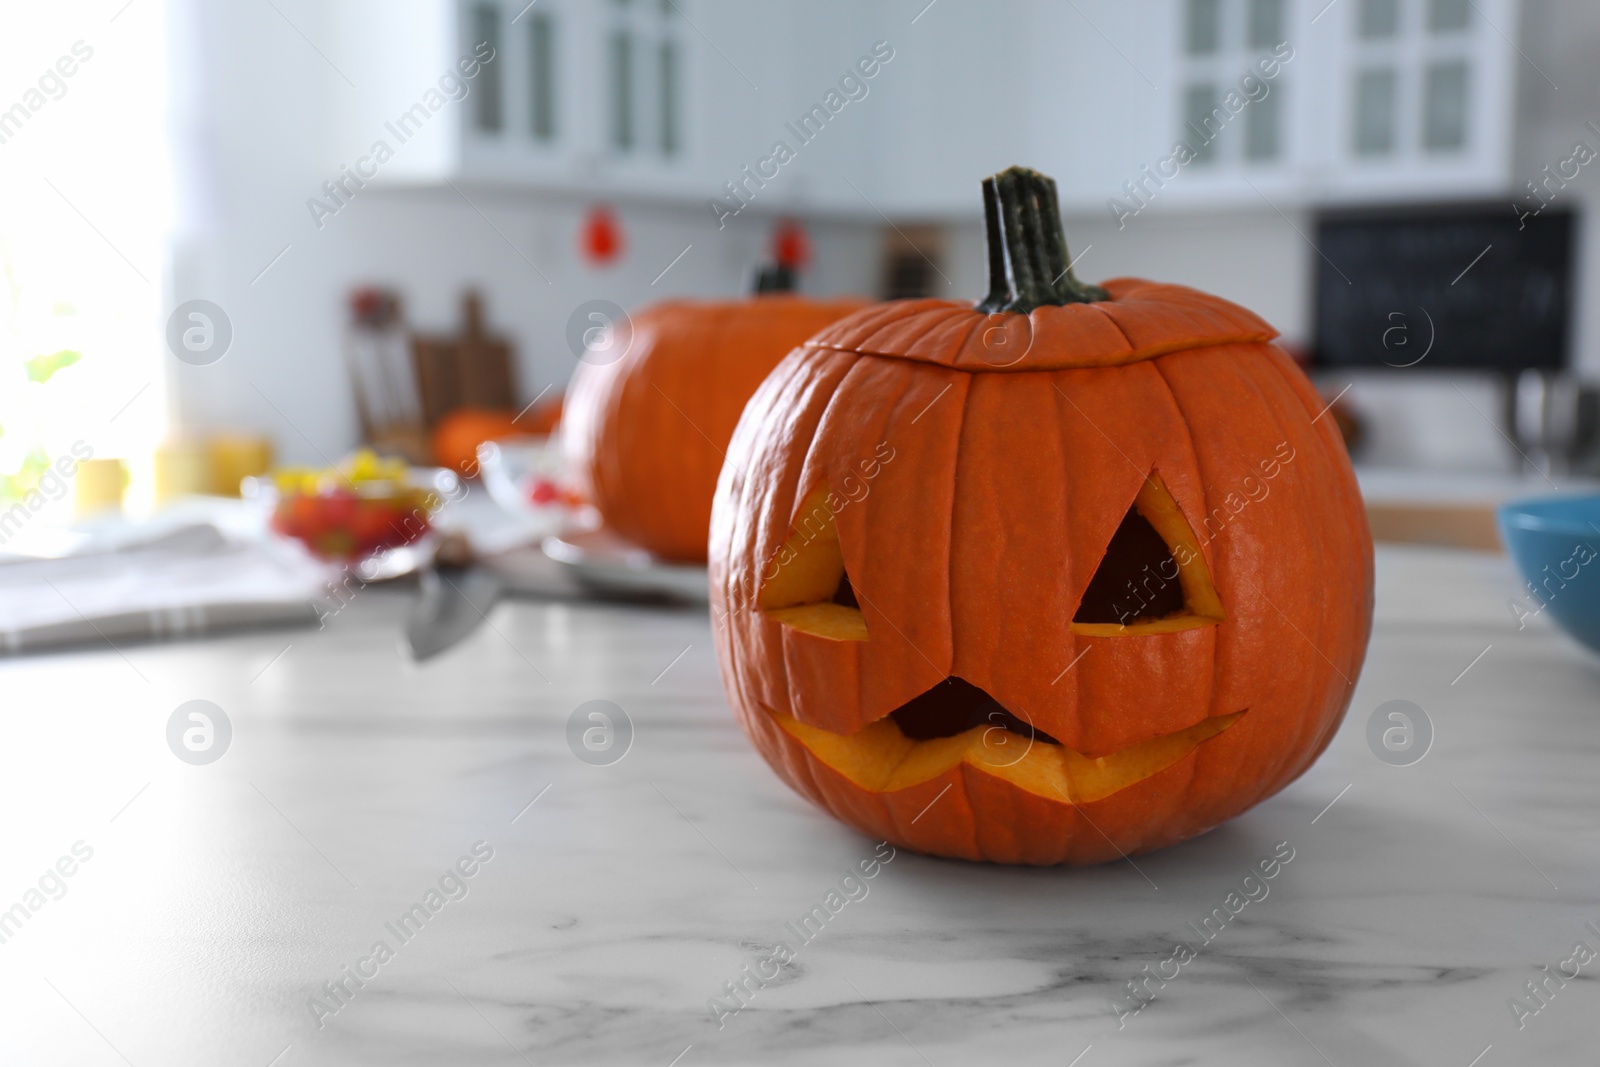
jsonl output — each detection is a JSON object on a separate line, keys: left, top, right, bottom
{"left": 476, "top": 438, "right": 578, "bottom": 519}
{"left": 541, "top": 529, "right": 709, "bottom": 603}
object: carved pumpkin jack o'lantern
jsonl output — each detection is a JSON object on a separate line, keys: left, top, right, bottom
{"left": 709, "top": 166, "right": 1373, "bottom": 866}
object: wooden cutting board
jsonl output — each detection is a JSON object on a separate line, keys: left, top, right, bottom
{"left": 412, "top": 291, "right": 518, "bottom": 427}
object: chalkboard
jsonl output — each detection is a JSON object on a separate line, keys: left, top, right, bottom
{"left": 1311, "top": 204, "right": 1575, "bottom": 371}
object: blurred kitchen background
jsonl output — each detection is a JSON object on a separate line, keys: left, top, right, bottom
{"left": 2, "top": 0, "right": 1597, "bottom": 553}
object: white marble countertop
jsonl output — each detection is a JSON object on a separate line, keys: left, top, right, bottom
{"left": 1, "top": 544, "right": 1596, "bottom": 1066}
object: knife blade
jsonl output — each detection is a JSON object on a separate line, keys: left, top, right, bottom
{"left": 404, "top": 565, "right": 503, "bottom": 662}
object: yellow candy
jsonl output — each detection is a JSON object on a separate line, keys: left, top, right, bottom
{"left": 269, "top": 451, "right": 415, "bottom": 497}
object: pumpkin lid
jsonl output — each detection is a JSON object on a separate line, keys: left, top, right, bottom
{"left": 802, "top": 278, "right": 1277, "bottom": 371}
{"left": 805, "top": 166, "right": 1277, "bottom": 372}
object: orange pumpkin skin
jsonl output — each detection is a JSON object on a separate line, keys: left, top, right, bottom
{"left": 709, "top": 276, "right": 1373, "bottom": 866}
{"left": 562, "top": 294, "right": 869, "bottom": 563}
{"left": 431, "top": 408, "right": 521, "bottom": 476}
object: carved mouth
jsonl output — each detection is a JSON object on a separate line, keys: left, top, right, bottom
{"left": 766, "top": 676, "right": 1245, "bottom": 804}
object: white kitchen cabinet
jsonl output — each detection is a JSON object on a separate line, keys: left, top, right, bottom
{"left": 1041, "top": 0, "right": 1521, "bottom": 215}
{"left": 329, "top": 0, "right": 720, "bottom": 201}
{"left": 1295, "top": 0, "right": 1520, "bottom": 203}
{"left": 328, "top": 0, "right": 1523, "bottom": 220}
{"left": 324, "top": 0, "right": 1013, "bottom": 219}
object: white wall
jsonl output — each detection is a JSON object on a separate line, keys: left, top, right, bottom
{"left": 1511, "top": 0, "right": 1600, "bottom": 379}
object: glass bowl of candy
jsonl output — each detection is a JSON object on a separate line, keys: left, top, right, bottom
{"left": 246, "top": 451, "right": 460, "bottom": 579}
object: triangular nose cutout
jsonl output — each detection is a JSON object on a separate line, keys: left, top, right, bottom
{"left": 889, "top": 677, "right": 1061, "bottom": 744}
{"left": 1071, "top": 473, "right": 1225, "bottom": 636}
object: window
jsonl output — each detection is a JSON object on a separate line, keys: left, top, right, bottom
{"left": 472, "top": 4, "right": 504, "bottom": 133}
{"left": 1186, "top": 0, "right": 1222, "bottom": 54}
{"left": 1428, "top": 0, "right": 1471, "bottom": 32}
{"left": 607, "top": 0, "right": 683, "bottom": 157}
{"left": 1423, "top": 60, "right": 1469, "bottom": 149}
{"left": 1358, "top": 0, "right": 1400, "bottom": 38}
{"left": 528, "top": 14, "right": 555, "bottom": 141}
{"left": 0, "top": 6, "right": 166, "bottom": 517}
{"left": 1353, "top": 68, "right": 1398, "bottom": 155}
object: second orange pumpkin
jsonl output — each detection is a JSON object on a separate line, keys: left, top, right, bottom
{"left": 561, "top": 290, "right": 868, "bottom": 562}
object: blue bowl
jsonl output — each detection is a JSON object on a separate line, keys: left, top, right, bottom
{"left": 1498, "top": 494, "right": 1600, "bottom": 653}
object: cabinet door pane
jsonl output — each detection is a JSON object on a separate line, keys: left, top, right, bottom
{"left": 1353, "top": 68, "right": 1397, "bottom": 155}
{"left": 1428, "top": 0, "right": 1471, "bottom": 31}
{"left": 473, "top": 3, "right": 504, "bottom": 133}
{"left": 1184, "top": 84, "right": 1223, "bottom": 161}
{"left": 1248, "top": 0, "right": 1285, "bottom": 48}
{"left": 529, "top": 14, "right": 555, "bottom": 141}
{"left": 659, "top": 40, "right": 679, "bottom": 155}
{"left": 1245, "top": 86, "right": 1282, "bottom": 160}
{"left": 609, "top": 30, "right": 634, "bottom": 149}
{"left": 1423, "top": 60, "right": 1469, "bottom": 150}
{"left": 1358, "top": 0, "right": 1400, "bottom": 38}
{"left": 1186, "top": 0, "right": 1222, "bottom": 54}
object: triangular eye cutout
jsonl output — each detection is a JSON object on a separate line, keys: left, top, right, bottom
{"left": 1071, "top": 473, "right": 1225, "bottom": 636}
{"left": 1074, "top": 508, "right": 1185, "bottom": 624}
{"left": 758, "top": 489, "right": 868, "bottom": 642}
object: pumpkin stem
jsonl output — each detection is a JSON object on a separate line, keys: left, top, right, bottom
{"left": 753, "top": 262, "right": 797, "bottom": 294}
{"left": 976, "top": 166, "right": 1108, "bottom": 313}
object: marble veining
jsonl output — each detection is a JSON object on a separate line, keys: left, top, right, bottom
{"left": 0, "top": 545, "right": 1595, "bottom": 1065}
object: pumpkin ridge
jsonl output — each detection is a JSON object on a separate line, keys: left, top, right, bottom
{"left": 1225, "top": 352, "right": 1346, "bottom": 788}
{"left": 1156, "top": 347, "right": 1360, "bottom": 797}
{"left": 1148, "top": 354, "right": 1225, "bottom": 728}
{"left": 950, "top": 308, "right": 993, "bottom": 368}
{"left": 1261, "top": 346, "right": 1366, "bottom": 672}
{"left": 1151, "top": 354, "right": 1288, "bottom": 791}
{"left": 1085, "top": 298, "right": 1138, "bottom": 356}
{"left": 1233, "top": 356, "right": 1332, "bottom": 789}
{"left": 1263, "top": 346, "right": 1326, "bottom": 420}
{"left": 857, "top": 363, "right": 966, "bottom": 723}
{"left": 839, "top": 299, "right": 962, "bottom": 355}
{"left": 792, "top": 356, "right": 907, "bottom": 576}
{"left": 947, "top": 357, "right": 977, "bottom": 706}
{"left": 783, "top": 704, "right": 848, "bottom": 828}
{"left": 885, "top": 302, "right": 987, "bottom": 361}
{"left": 810, "top": 298, "right": 945, "bottom": 348}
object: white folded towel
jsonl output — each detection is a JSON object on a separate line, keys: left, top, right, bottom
{"left": 0, "top": 523, "right": 331, "bottom": 653}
